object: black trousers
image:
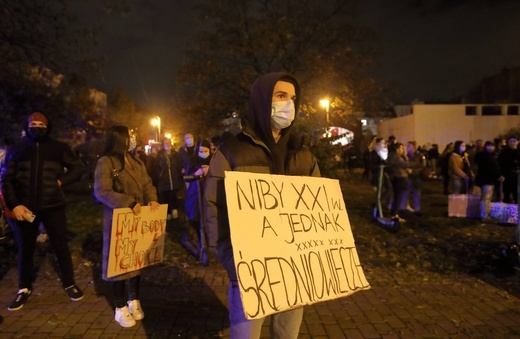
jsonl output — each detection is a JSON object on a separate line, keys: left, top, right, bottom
{"left": 390, "top": 177, "right": 408, "bottom": 216}
{"left": 158, "top": 190, "right": 180, "bottom": 212}
{"left": 503, "top": 174, "right": 518, "bottom": 203}
{"left": 111, "top": 276, "right": 141, "bottom": 308}
{"left": 11, "top": 208, "right": 75, "bottom": 290}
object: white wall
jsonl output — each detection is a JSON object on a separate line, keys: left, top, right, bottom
{"left": 377, "top": 104, "right": 520, "bottom": 149}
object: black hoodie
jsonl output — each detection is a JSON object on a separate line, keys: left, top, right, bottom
{"left": 241, "top": 72, "right": 303, "bottom": 174}
{"left": 204, "top": 72, "right": 320, "bottom": 280}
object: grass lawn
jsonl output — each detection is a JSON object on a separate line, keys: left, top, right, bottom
{"left": 1, "top": 172, "right": 518, "bottom": 298}
{"left": 340, "top": 170, "right": 519, "bottom": 297}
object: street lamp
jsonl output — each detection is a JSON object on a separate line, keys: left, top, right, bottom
{"left": 320, "top": 99, "right": 330, "bottom": 127}
{"left": 320, "top": 99, "right": 330, "bottom": 125}
{"left": 151, "top": 116, "right": 161, "bottom": 141}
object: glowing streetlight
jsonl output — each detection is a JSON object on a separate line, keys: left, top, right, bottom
{"left": 151, "top": 116, "right": 161, "bottom": 141}
{"left": 320, "top": 99, "right": 330, "bottom": 125}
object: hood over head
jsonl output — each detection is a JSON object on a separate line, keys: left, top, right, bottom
{"left": 244, "top": 72, "right": 300, "bottom": 147}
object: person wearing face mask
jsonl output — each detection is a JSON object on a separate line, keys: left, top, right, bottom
{"left": 94, "top": 125, "right": 159, "bottom": 327}
{"left": 178, "top": 132, "right": 197, "bottom": 175}
{"left": 448, "top": 140, "right": 474, "bottom": 194}
{"left": 182, "top": 139, "right": 213, "bottom": 252}
{"left": 1, "top": 111, "right": 86, "bottom": 311}
{"left": 204, "top": 73, "right": 320, "bottom": 338}
{"left": 155, "top": 138, "right": 184, "bottom": 220}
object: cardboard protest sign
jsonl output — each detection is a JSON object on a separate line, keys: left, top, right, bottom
{"left": 225, "top": 171, "right": 370, "bottom": 319}
{"left": 107, "top": 204, "right": 168, "bottom": 278}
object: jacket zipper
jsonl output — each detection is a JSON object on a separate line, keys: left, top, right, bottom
{"left": 34, "top": 141, "right": 40, "bottom": 208}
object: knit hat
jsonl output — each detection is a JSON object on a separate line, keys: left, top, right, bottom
{"left": 27, "top": 112, "right": 48, "bottom": 125}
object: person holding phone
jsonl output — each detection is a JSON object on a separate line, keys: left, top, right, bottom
{"left": 1, "top": 111, "right": 85, "bottom": 311}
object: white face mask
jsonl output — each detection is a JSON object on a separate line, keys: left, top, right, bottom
{"left": 271, "top": 99, "right": 295, "bottom": 130}
{"left": 128, "top": 136, "right": 137, "bottom": 152}
{"left": 378, "top": 146, "right": 389, "bottom": 161}
{"left": 198, "top": 150, "right": 210, "bottom": 159}
{"left": 459, "top": 146, "right": 466, "bottom": 153}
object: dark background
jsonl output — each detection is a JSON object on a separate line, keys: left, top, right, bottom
{"left": 76, "top": 0, "right": 520, "bottom": 109}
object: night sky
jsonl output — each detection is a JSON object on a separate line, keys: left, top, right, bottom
{"left": 78, "top": 0, "right": 520, "bottom": 109}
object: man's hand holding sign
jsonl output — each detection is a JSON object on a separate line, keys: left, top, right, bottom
{"left": 225, "top": 171, "right": 370, "bottom": 319}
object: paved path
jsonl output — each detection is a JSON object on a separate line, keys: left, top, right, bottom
{"left": 0, "top": 242, "right": 519, "bottom": 338}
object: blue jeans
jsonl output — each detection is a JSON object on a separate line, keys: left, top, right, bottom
{"left": 480, "top": 185, "right": 494, "bottom": 219}
{"left": 228, "top": 283, "right": 303, "bottom": 338}
{"left": 451, "top": 178, "right": 467, "bottom": 194}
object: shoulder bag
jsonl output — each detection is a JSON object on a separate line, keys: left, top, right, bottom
{"left": 109, "top": 157, "right": 125, "bottom": 194}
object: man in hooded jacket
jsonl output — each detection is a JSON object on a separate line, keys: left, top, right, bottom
{"left": 1, "top": 111, "right": 85, "bottom": 311}
{"left": 204, "top": 73, "right": 320, "bottom": 338}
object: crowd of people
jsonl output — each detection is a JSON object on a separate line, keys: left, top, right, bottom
{"left": 0, "top": 72, "right": 322, "bottom": 338}
{"left": 0, "top": 103, "right": 518, "bottom": 335}
{"left": 0, "top": 111, "right": 229, "bottom": 321}
{"left": 364, "top": 134, "right": 520, "bottom": 223}
{"left": 0, "top": 72, "right": 518, "bottom": 337}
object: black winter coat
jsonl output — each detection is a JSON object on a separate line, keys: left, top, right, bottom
{"left": 204, "top": 128, "right": 320, "bottom": 281}
{"left": 475, "top": 150, "right": 501, "bottom": 186}
{"left": 155, "top": 150, "right": 183, "bottom": 193}
{"left": 498, "top": 147, "right": 520, "bottom": 177}
{"left": 184, "top": 153, "right": 212, "bottom": 222}
{"left": 1, "top": 136, "right": 85, "bottom": 212}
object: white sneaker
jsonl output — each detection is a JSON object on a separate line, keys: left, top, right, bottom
{"left": 128, "top": 299, "right": 144, "bottom": 320}
{"left": 172, "top": 209, "right": 179, "bottom": 219}
{"left": 115, "top": 306, "right": 136, "bottom": 327}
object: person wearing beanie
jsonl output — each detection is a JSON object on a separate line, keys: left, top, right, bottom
{"left": 204, "top": 73, "right": 320, "bottom": 338}
{"left": 1, "top": 111, "right": 86, "bottom": 311}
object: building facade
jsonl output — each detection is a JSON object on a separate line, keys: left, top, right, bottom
{"left": 377, "top": 103, "right": 520, "bottom": 149}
